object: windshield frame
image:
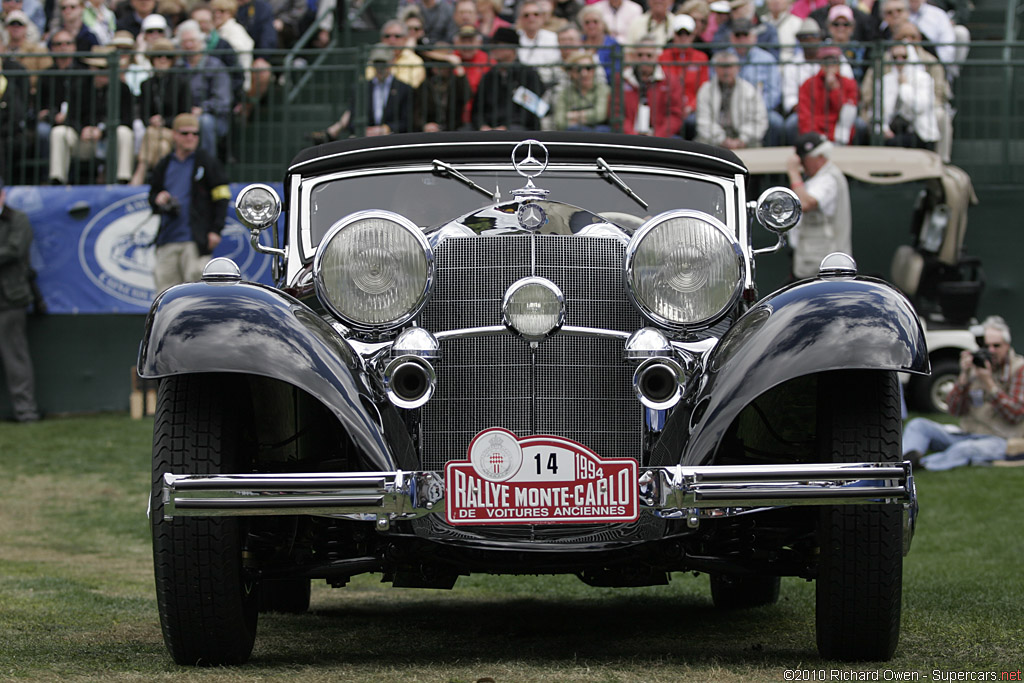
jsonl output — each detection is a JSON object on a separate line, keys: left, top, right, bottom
{"left": 295, "top": 163, "right": 740, "bottom": 264}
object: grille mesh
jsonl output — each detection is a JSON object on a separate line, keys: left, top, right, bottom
{"left": 418, "top": 235, "right": 644, "bottom": 470}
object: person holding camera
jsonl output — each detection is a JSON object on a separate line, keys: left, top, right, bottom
{"left": 903, "top": 316, "right": 1024, "bottom": 471}
{"left": 148, "top": 113, "right": 231, "bottom": 294}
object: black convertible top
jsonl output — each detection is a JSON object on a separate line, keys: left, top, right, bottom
{"left": 288, "top": 131, "right": 748, "bottom": 179}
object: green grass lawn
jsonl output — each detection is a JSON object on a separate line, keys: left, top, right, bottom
{"left": 1, "top": 414, "right": 1022, "bottom": 682}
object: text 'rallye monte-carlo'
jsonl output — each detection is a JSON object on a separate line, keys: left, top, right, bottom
{"left": 139, "top": 132, "right": 927, "bottom": 666}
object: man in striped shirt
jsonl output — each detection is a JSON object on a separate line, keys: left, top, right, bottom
{"left": 904, "top": 316, "right": 1024, "bottom": 470}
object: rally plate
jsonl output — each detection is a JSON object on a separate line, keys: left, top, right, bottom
{"left": 445, "top": 428, "right": 639, "bottom": 525}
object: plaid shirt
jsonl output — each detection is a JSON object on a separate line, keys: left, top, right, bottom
{"left": 948, "top": 350, "right": 1024, "bottom": 425}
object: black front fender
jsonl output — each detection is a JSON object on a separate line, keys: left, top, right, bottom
{"left": 681, "top": 277, "right": 928, "bottom": 465}
{"left": 138, "top": 281, "right": 397, "bottom": 469}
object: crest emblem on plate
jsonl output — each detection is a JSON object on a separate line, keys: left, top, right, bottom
{"left": 469, "top": 429, "right": 523, "bottom": 482}
{"left": 512, "top": 139, "right": 549, "bottom": 180}
{"left": 516, "top": 202, "right": 547, "bottom": 231}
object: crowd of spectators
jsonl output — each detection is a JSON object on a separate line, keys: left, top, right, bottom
{"left": 306, "top": 0, "right": 969, "bottom": 158}
{"left": 0, "top": 0, "right": 973, "bottom": 184}
{"left": 0, "top": 0, "right": 328, "bottom": 184}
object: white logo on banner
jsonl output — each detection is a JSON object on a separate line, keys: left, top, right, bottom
{"left": 77, "top": 191, "right": 271, "bottom": 309}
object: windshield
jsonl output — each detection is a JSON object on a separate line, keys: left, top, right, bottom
{"left": 305, "top": 168, "right": 730, "bottom": 251}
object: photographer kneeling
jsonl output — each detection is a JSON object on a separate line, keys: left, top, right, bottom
{"left": 904, "top": 316, "right": 1024, "bottom": 470}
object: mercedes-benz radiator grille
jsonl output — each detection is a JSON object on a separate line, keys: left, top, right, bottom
{"left": 418, "top": 235, "right": 644, "bottom": 470}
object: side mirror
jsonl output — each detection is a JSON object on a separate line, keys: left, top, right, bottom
{"left": 752, "top": 187, "right": 802, "bottom": 256}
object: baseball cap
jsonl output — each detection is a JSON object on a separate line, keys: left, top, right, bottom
{"left": 491, "top": 26, "right": 520, "bottom": 45}
{"left": 731, "top": 17, "right": 754, "bottom": 33}
{"left": 828, "top": 5, "right": 854, "bottom": 23}
{"left": 672, "top": 14, "right": 696, "bottom": 34}
{"left": 456, "top": 24, "right": 480, "bottom": 39}
{"left": 82, "top": 44, "right": 118, "bottom": 67}
{"left": 173, "top": 113, "right": 200, "bottom": 131}
{"left": 148, "top": 37, "right": 176, "bottom": 53}
{"left": 5, "top": 9, "right": 29, "bottom": 25}
{"left": 110, "top": 30, "right": 136, "bottom": 48}
{"left": 817, "top": 45, "right": 842, "bottom": 59}
{"left": 141, "top": 13, "right": 169, "bottom": 33}
{"left": 795, "top": 132, "right": 831, "bottom": 158}
{"left": 368, "top": 44, "right": 392, "bottom": 64}
{"left": 796, "top": 17, "right": 822, "bottom": 37}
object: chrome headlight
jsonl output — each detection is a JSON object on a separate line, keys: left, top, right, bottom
{"left": 314, "top": 211, "right": 434, "bottom": 330}
{"left": 625, "top": 210, "right": 744, "bottom": 327}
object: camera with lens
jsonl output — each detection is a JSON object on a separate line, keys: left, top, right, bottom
{"left": 160, "top": 196, "right": 181, "bottom": 217}
{"left": 972, "top": 348, "right": 993, "bottom": 368}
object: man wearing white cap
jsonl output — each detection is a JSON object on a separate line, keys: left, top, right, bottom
{"left": 786, "top": 131, "right": 851, "bottom": 280}
{"left": 659, "top": 14, "right": 708, "bottom": 138}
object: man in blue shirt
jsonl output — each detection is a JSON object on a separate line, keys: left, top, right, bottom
{"left": 729, "top": 18, "right": 784, "bottom": 145}
{"left": 148, "top": 113, "right": 231, "bottom": 293}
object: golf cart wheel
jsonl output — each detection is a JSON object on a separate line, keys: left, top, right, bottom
{"left": 909, "top": 356, "right": 960, "bottom": 414}
{"left": 151, "top": 374, "right": 259, "bottom": 666}
{"left": 710, "top": 573, "right": 781, "bottom": 609}
{"left": 815, "top": 370, "right": 903, "bottom": 662}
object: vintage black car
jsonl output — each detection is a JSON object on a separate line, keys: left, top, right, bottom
{"left": 140, "top": 132, "right": 926, "bottom": 666}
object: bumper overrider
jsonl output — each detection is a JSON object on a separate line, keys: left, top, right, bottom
{"left": 159, "top": 462, "right": 917, "bottom": 553}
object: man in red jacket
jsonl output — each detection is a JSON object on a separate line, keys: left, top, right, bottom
{"left": 796, "top": 45, "right": 859, "bottom": 143}
{"left": 658, "top": 14, "right": 708, "bottom": 139}
{"left": 612, "top": 36, "right": 684, "bottom": 137}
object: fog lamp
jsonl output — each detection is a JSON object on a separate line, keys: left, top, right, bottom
{"left": 502, "top": 277, "right": 565, "bottom": 343}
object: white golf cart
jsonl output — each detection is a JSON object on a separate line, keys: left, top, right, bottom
{"left": 738, "top": 146, "right": 982, "bottom": 413}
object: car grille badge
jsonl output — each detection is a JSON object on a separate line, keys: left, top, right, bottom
{"left": 516, "top": 202, "right": 547, "bottom": 232}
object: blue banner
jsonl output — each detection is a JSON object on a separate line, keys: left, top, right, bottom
{"left": 8, "top": 183, "right": 281, "bottom": 314}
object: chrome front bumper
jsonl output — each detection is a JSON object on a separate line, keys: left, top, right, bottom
{"left": 158, "top": 462, "right": 916, "bottom": 551}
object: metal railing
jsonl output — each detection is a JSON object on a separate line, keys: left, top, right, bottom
{"left": 0, "top": 41, "right": 1019, "bottom": 185}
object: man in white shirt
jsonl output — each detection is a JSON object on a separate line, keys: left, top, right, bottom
{"left": 517, "top": 0, "right": 560, "bottom": 89}
{"left": 625, "top": 0, "right": 673, "bottom": 46}
{"left": 907, "top": 0, "right": 957, "bottom": 71}
{"left": 786, "top": 132, "right": 852, "bottom": 280}
{"left": 591, "top": 0, "right": 642, "bottom": 44}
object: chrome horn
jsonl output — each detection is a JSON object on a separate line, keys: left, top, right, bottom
{"left": 384, "top": 355, "right": 436, "bottom": 409}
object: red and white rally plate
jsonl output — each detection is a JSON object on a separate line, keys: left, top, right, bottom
{"left": 444, "top": 428, "right": 639, "bottom": 525}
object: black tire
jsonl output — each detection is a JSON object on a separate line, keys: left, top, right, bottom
{"left": 815, "top": 371, "right": 903, "bottom": 662}
{"left": 259, "top": 578, "right": 311, "bottom": 614}
{"left": 908, "top": 356, "right": 960, "bottom": 414}
{"left": 151, "top": 375, "right": 259, "bottom": 666}
{"left": 710, "top": 573, "right": 781, "bottom": 609}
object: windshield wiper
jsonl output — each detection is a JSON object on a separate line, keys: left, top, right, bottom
{"left": 596, "top": 157, "right": 649, "bottom": 211}
{"left": 432, "top": 160, "right": 500, "bottom": 203}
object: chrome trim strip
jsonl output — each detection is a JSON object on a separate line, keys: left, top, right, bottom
{"left": 432, "top": 325, "right": 632, "bottom": 342}
{"left": 161, "top": 462, "right": 915, "bottom": 525}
